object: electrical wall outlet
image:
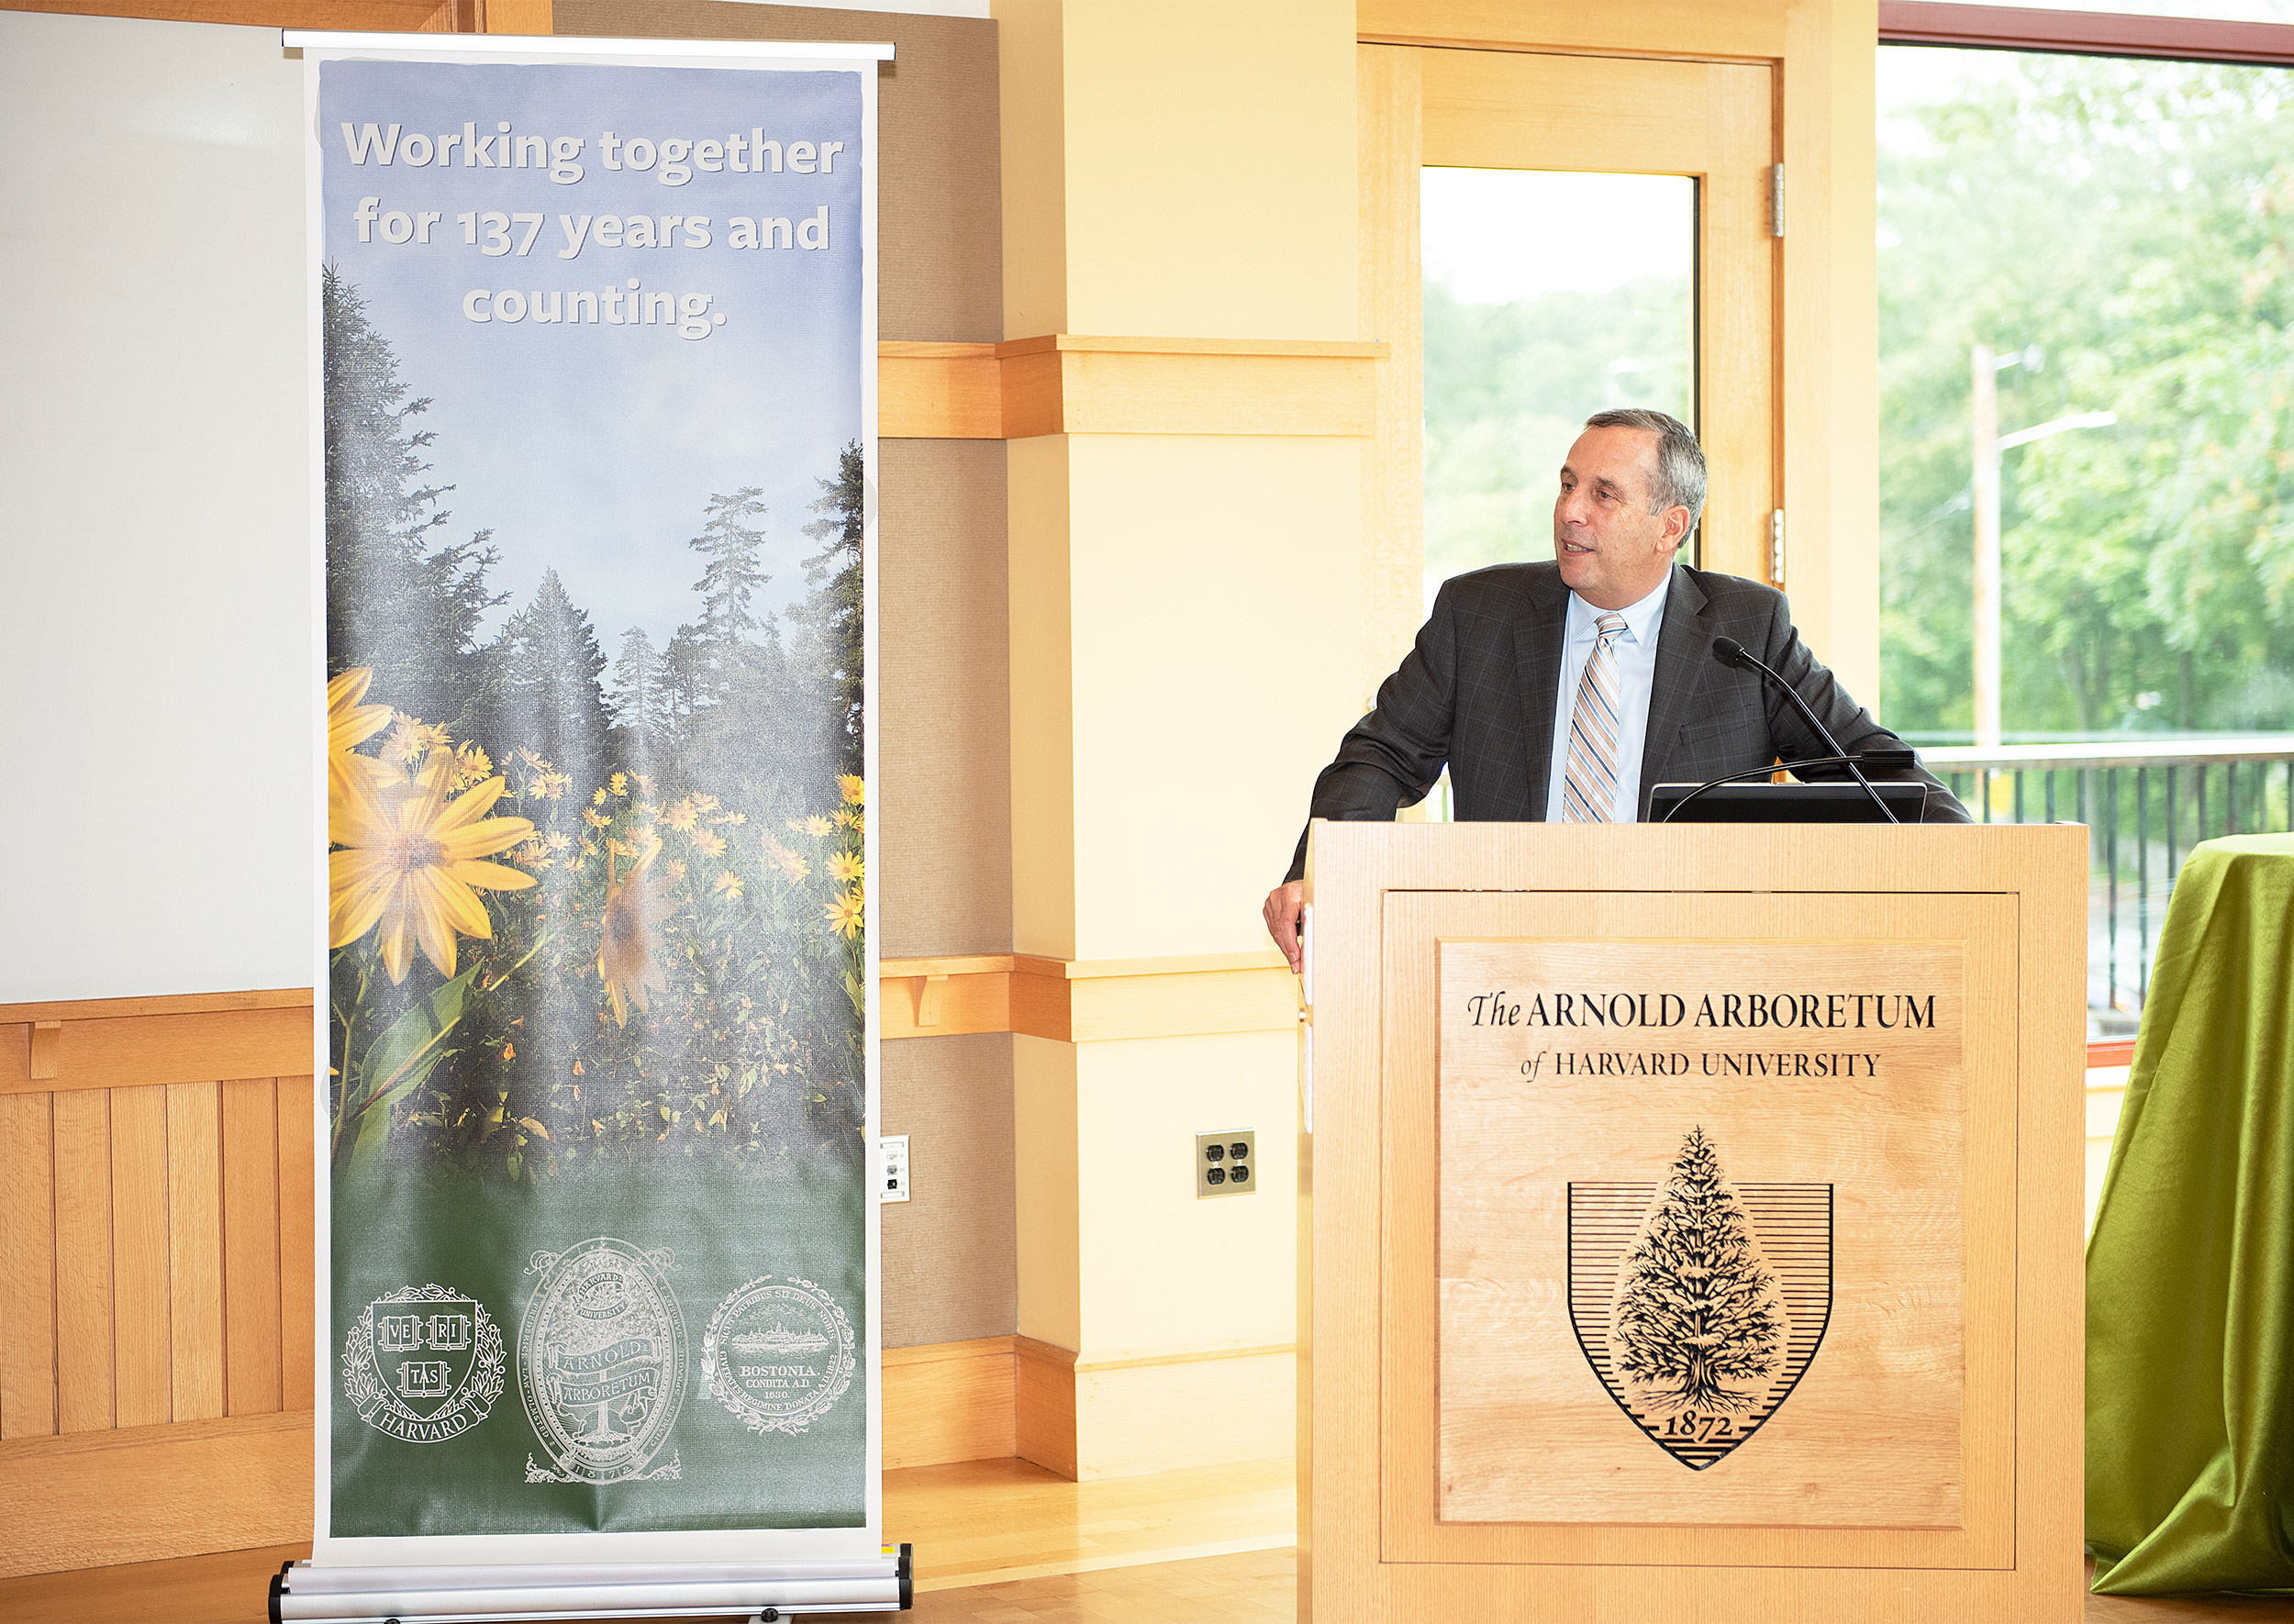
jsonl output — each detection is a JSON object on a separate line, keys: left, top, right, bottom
{"left": 880, "top": 1133, "right": 909, "bottom": 1203}
{"left": 1196, "top": 1129, "right": 1257, "bottom": 1198}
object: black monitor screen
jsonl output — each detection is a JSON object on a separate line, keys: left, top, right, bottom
{"left": 1649, "top": 782, "right": 1928, "bottom": 824}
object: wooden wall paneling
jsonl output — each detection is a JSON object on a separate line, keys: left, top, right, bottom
{"left": 880, "top": 1336, "right": 1017, "bottom": 1470}
{"left": 218, "top": 1079, "right": 283, "bottom": 1417}
{"left": 0, "top": 1412, "right": 312, "bottom": 1581}
{"left": 484, "top": 0, "right": 550, "bottom": 33}
{"left": 49, "top": 1089, "right": 114, "bottom": 1435}
{"left": 3, "top": 0, "right": 451, "bottom": 30}
{"left": 166, "top": 1081, "right": 226, "bottom": 1423}
{"left": 0, "top": 1006, "right": 314, "bottom": 1099}
{"left": 0, "top": 1093, "right": 58, "bottom": 1440}
{"left": 880, "top": 342, "right": 1001, "bottom": 439}
{"left": 109, "top": 1085, "right": 174, "bottom": 1429}
{"left": 276, "top": 1076, "right": 317, "bottom": 1411}
{"left": 1014, "top": 1334, "right": 1078, "bottom": 1480}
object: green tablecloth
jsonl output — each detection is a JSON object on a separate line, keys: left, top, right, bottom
{"left": 2087, "top": 834, "right": 2294, "bottom": 1596}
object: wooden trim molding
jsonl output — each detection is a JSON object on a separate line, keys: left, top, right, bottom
{"left": 882, "top": 1336, "right": 1018, "bottom": 1471}
{"left": 0, "top": 1411, "right": 312, "bottom": 1579}
{"left": 879, "top": 952, "right": 1300, "bottom": 1043}
{"left": 6, "top": 0, "right": 554, "bottom": 34}
{"left": 1, "top": 991, "right": 315, "bottom": 1097}
{"left": 881, "top": 336, "right": 1386, "bottom": 440}
{"left": 1878, "top": 2, "right": 2294, "bottom": 66}
{"left": 1358, "top": 0, "right": 1787, "bottom": 61}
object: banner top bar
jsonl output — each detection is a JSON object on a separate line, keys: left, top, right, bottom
{"left": 283, "top": 31, "right": 896, "bottom": 60}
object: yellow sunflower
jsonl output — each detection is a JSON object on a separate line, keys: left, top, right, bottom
{"left": 838, "top": 773, "right": 866, "bottom": 807}
{"left": 329, "top": 752, "right": 537, "bottom": 984}
{"left": 664, "top": 798, "right": 700, "bottom": 833}
{"left": 325, "top": 669, "right": 395, "bottom": 835}
{"left": 805, "top": 814, "right": 834, "bottom": 838}
{"left": 598, "top": 850, "right": 675, "bottom": 1027}
{"left": 825, "top": 888, "right": 864, "bottom": 939}
{"left": 713, "top": 871, "right": 744, "bottom": 900}
{"left": 828, "top": 850, "right": 864, "bottom": 884}
{"left": 609, "top": 772, "right": 629, "bottom": 796}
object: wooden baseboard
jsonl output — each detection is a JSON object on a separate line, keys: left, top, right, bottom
{"left": 1014, "top": 1336, "right": 1297, "bottom": 1483}
{"left": 883, "top": 1336, "right": 1016, "bottom": 1471}
{"left": 0, "top": 1411, "right": 310, "bottom": 1579}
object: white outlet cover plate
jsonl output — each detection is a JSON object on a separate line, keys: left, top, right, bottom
{"left": 880, "top": 1133, "right": 910, "bottom": 1202}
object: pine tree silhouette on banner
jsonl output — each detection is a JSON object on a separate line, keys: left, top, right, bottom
{"left": 1610, "top": 1128, "right": 1786, "bottom": 1414}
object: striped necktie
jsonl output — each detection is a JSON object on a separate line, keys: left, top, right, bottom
{"left": 1561, "top": 612, "right": 1631, "bottom": 823}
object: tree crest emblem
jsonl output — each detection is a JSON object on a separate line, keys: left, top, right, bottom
{"left": 1568, "top": 1128, "right": 1832, "bottom": 1470}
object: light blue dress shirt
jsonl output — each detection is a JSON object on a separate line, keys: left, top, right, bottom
{"left": 1542, "top": 570, "right": 1674, "bottom": 823}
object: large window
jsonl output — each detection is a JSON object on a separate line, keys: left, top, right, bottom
{"left": 1876, "top": 39, "right": 2294, "bottom": 741}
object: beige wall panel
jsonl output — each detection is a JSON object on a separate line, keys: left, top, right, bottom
{"left": 1074, "top": 1351, "right": 1295, "bottom": 1481}
{"left": 1786, "top": 0, "right": 1881, "bottom": 706}
{"left": 0, "top": 1093, "right": 58, "bottom": 1440}
{"left": 1065, "top": 434, "right": 1363, "bottom": 960}
{"left": 1055, "top": 0, "right": 1356, "bottom": 341}
{"left": 50, "top": 1089, "right": 115, "bottom": 1435}
{"left": 109, "top": 1085, "right": 174, "bottom": 1430}
{"left": 882, "top": 1033, "right": 1017, "bottom": 1348}
{"left": 1006, "top": 436, "right": 1077, "bottom": 961}
{"left": 218, "top": 1079, "right": 281, "bottom": 1418}
{"left": 1011, "top": 1035, "right": 1080, "bottom": 1351}
{"left": 555, "top": 0, "right": 1002, "bottom": 341}
{"left": 1357, "top": 43, "right": 1424, "bottom": 701}
{"left": 1074, "top": 1030, "right": 1298, "bottom": 1357}
{"left": 879, "top": 439, "right": 1013, "bottom": 959}
{"left": 164, "top": 1082, "right": 225, "bottom": 1424}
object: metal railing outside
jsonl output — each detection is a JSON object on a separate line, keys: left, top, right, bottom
{"left": 1921, "top": 738, "right": 2294, "bottom": 1037}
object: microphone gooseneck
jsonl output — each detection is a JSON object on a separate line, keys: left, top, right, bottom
{"left": 1709, "top": 638, "right": 1900, "bottom": 824}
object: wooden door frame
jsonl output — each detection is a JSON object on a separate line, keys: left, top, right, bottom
{"left": 1355, "top": 0, "right": 1881, "bottom": 710}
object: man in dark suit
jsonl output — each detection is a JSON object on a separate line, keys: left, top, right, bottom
{"left": 1264, "top": 407, "right": 1967, "bottom": 970}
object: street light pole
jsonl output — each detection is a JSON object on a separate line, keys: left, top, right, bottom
{"left": 1972, "top": 344, "right": 2002, "bottom": 750}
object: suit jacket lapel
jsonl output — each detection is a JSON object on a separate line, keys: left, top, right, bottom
{"left": 1513, "top": 568, "right": 1571, "bottom": 818}
{"left": 1637, "top": 566, "right": 1715, "bottom": 815}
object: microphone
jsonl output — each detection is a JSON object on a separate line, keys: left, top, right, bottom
{"left": 1710, "top": 637, "right": 1900, "bottom": 824}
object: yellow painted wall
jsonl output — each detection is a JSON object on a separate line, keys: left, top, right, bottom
{"left": 1073, "top": 1029, "right": 1299, "bottom": 1355}
{"left": 1785, "top": 0, "right": 1882, "bottom": 703}
{"left": 1066, "top": 433, "right": 1364, "bottom": 961}
{"left": 996, "top": 0, "right": 1356, "bottom": 1471}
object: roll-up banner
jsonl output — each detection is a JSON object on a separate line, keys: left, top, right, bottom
{"left": 289, "top": 30, "right": 899, "bottom": 1620}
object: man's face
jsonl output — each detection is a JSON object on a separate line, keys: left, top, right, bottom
{"left": 1552, "top": 427, "right": 1693, "bottom": 610}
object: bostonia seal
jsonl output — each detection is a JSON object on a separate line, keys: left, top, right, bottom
{"left": 701, "top": 1275, "right": 856, "bottom": 1436}
{"left": 518, "top": 1238, "right": 686, "bottom": 1484}
{"left": 342, "top": 1285, "right": 505, "bottom": 1444}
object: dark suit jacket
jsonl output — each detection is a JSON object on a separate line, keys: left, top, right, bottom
{"left": 1285, "top": 562, "right": 1968, "bottom": 882}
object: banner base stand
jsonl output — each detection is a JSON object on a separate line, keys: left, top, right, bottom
{"left": 271, "top": 1545, "right": 912, "bottom": 1621}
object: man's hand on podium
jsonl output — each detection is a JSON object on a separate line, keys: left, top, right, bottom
{"left": 1264, "top": 881, "right": 1306, "bottom": 973}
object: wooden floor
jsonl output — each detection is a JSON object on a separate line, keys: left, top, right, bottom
{"left": 4, "top": 1456, "right": 2288, "bottom": 1623}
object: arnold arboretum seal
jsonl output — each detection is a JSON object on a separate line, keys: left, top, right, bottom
{"left": 343, "top": 1285, "right": 507, "bottom": 1444}
{"left": 518, "top": 1238, "right": 688, "bottom": 1484}
{"left": 1568, "top": 1128, "right": 1833, "bottom": 1470}
{"left": 702, "top": 1275, "right": 856, "bottom": 1436}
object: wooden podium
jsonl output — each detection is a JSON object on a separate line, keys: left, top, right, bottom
{"left": 1297, "top": 821, "right": 2086, "bottom": 1622}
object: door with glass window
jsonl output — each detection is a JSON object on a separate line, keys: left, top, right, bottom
{"left": 1359, "top": 44, "right": 1780, "bottom": 692}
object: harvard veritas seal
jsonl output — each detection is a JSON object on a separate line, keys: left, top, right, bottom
{"left": 702, "top": 1275, "right": 856, "bottom": 1436}
{"left": 342, "top": 1285, "right": 505, "bottom": 1444}
{"left": 518, "top": 1238, "right": 686, "bottom": 1484}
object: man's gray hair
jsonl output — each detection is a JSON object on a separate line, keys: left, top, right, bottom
{"left": 1584, "top": 408, "right": 1707, "bottom": 525}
